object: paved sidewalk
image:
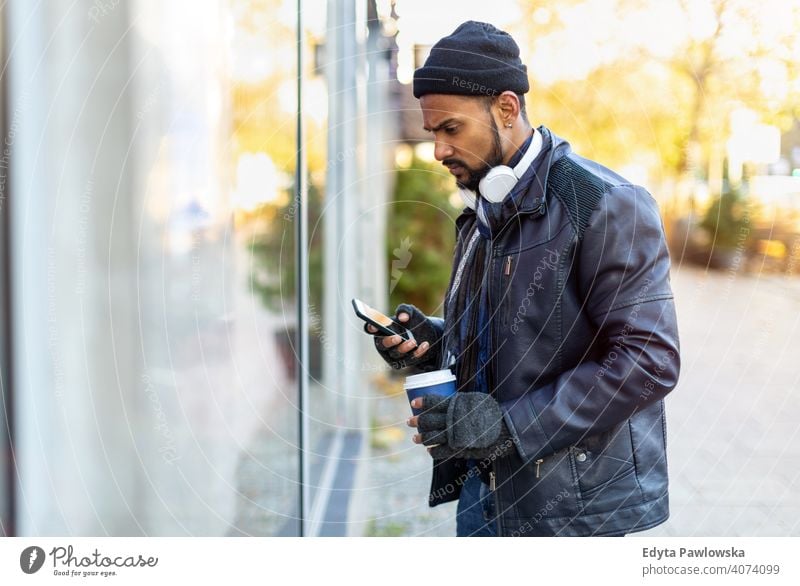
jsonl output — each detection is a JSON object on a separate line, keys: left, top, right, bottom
{"left": 641, "top": 265, "right": 800, "bottom": 536}
{"left": 364, "top": 375, "right": 457, "bottom": 536}
{"left": 365, "top": 264, "right": 800, "bottom": 536}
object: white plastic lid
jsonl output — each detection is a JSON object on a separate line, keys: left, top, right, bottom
{"left": 403, "top": 369, "right": 456, "bottom": 390}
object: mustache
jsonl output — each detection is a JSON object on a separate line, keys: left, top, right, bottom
{"left": 442, "top": 158, "right": 469, "bottom": 169}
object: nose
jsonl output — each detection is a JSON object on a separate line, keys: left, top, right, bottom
{"left": 433, "top": 139, "right": 454, "bottom": 161}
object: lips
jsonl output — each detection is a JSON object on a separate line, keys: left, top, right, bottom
{"left": 446, "top": 164, "right": 464, "bottom": 176}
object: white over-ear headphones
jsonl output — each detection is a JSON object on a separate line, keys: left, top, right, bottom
{"left": 458, "top": 128, "right": 542, "bottom": 209}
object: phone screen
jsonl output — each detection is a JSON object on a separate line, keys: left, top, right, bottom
{"left": 352, "top": 298, "right": 414, "bottom": 342}
{"left": 353, "top": 299, "right": 393, "bottom": 328}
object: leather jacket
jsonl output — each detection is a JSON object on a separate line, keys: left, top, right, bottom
{"left": 423, "top": 127, "right": 681, "bottom": 536}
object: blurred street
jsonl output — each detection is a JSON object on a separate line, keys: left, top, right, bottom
{"left": 366, "top": 263, "right": 800, "bottom": 536}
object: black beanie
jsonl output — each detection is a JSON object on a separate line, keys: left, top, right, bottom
{"left": 413, "top": 21, "right": 529, "bottom": 99}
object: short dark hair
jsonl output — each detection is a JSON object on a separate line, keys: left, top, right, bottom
{"left": 482, "top": 93, "right": 528, "bottom": 124}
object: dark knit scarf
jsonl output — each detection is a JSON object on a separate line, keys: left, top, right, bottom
{"left": 441, "top": 223, "right": 489, "bottom": 393}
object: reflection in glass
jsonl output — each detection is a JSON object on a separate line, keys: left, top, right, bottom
{"left": 124, "top": 0, "right": 302, "bottom": 535}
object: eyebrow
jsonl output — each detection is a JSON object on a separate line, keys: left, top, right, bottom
{"left": 423, "top": 117, "right": 458, "bottom": 132}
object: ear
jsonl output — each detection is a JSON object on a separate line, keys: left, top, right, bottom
{"left": 495, "top": 91, "right": 521, "bottom": 126}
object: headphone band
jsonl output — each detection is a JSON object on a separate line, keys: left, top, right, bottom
{"left": 458, "top": 127, "right": 542, "bottom": 209}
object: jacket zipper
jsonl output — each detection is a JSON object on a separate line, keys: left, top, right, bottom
{"left": 486, "top": 201, "right": 546, "bottom": 538}
{"left": 495, "top": 201, "right": 545, "bottom": 329}
{"left": 490, "top": 465, "right": 503, "bottom": 536}
{"left": 487, "top": 239, "right": 498, "bottom": 398}
{"left": 501, "top": 255, "right": 513, "bottom": 327}
{"left": 487, "top": 239, "right": 504, "bottom": 536}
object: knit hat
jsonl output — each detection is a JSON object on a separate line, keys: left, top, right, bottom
{"left": 413, "top": 21, "right": 529, "bottom": 99}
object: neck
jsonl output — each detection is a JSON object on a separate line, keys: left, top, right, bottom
{"left": 501, "top": 122, "right": 534, "bottom": 166}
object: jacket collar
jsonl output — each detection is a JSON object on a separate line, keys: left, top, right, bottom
{"left": 456, "top": 126, "right": 572, "bottom": 235}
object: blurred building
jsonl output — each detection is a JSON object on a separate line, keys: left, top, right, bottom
{"left": 0, "top": 0, "right": 398, "bottom": 536}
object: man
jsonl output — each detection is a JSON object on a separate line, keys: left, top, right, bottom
{"left": 366, "top": 21, "right": 680, "bottom": 537}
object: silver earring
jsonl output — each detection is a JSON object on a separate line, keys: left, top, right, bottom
{"left": 505, "top": 123, "right": 512, "bottom": 128}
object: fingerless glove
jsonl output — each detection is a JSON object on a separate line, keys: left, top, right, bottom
{"left": 416, "top": 392, "right": 517, "bottom": 460}
{"left": 368, "top": 303, "right": 443, "bottom": 372}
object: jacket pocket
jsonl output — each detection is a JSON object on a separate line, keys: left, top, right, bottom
{"left": 572, "top": 422, "right": 643, "bottom": 511}
{"left": 504, "top": 446, "right": 582, "bottom": 521}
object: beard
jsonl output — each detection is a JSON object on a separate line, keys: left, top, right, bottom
{"left": 444, "top": 117, "right": 504, "bottom": 192}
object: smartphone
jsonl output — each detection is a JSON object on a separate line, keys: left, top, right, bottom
{"left": 351, "top": 298, "right": 414, "bottom": 342}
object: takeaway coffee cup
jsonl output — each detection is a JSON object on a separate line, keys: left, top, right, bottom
{"left": 404, "top": 369, "right": 457, "bottom": 417}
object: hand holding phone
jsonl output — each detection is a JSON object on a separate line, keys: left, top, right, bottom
{"left": 353, "top": 299, "right": 440, "bottom": 371}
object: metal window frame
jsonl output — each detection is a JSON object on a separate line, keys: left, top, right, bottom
{"left": 0, "top": 1, "right": 16, "bottom": 537}
{"left": 296, "top": 0, "right": 310, "bottom": 537}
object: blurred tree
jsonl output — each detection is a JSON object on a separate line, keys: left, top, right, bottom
{"left": 699, "top": 187, "right": 753, "bottom": 250}
{"left": 387, "top": 156, "right": 461, "bottom": 316}
{"left": 248, "top": 181, "right": 324, "bottom": 313}
{"left": 229, "top": 0, "right": 329, "bottom": 313}
{"left": 515, "top": 0, "right": 800, "bottom": 186}
{"left": 696, "top": 186, "right": 755, "bottom": 269}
